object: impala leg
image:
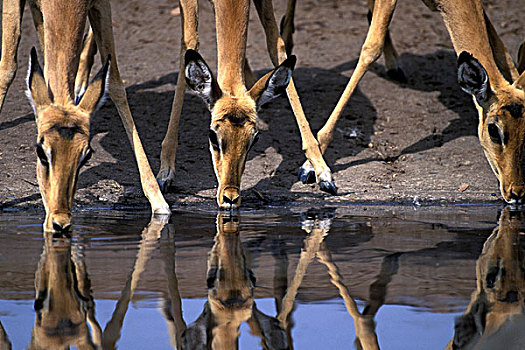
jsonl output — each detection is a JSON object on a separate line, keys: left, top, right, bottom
{"left": 253, "top": 0, "right": 336, "bottom": 195}
{"left": 75, "top": 28, "right": 98, "bottom": 103}
{"left": 516, "top": 41, "right": 525, "bottom": 75}
{"left": 88, "top": 0, "right": 170, "bottom": 215}
{"left": 157, "top": 0, "right": 199, "bottom": 193}
{"left": 280, "top": 0, "right": 296, "bottom": 56}
{"left": 0, "top": 0, "right": 26, "bottom": 113}
{"left": 367, "top": 0, "right": 405, "bottom": 82}
{"left": 244, "top": 57, "right": 257, "bottom": 89}
{"left": 299, "top": 0, "right": 397, "bottom": 181}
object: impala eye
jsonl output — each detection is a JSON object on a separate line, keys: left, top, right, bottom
{"left": 248, "top": 132, "right": 259, "bottom": 152}
{"left": 209, "top": 129, "right": 219, "bottom": 150}
{"left": 487, "top": 123, "right": 503, "bottom": 145}
{"left": 78, "top": 147, "right": 93, "bottom": 168}
{"left": 35, "top": 144, "right": 49, "bottom": 167}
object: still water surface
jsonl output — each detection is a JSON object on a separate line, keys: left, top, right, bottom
{"left": 0, "top": 206, "right": 523, "bottom": 349}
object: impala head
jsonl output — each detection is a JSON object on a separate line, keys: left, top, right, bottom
{"left": 27, "top": 48, "right": 109, "bottom": 232}
{"left": 184, "top": 49, "right": 295, "bottom": 209}
{"left": 458, "top": 52, "right": 525, "bottom": 204}
{"left": 30, "top": 236, "right": 98, "bottom": 350}
{"left": 207, "top": 214, "right": 255, "bottom": 320}
{"left": 451, "top": 208, "right": 525, "bottom": 349}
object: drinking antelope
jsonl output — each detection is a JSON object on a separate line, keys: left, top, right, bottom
{"left": 281, "top": 0, "right": 525, "bottom": 203}
{"left": 1, "top": 0, "right": 170, "bottom": 232}
{"left": 156, "top": 0, "right": 337, "bottom": 209}
{"left": 447, "top": 208, "right": 525, "bottom": 349}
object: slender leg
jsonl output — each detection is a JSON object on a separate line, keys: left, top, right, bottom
{"left": 0, "top": 0, "right": 26, "bottom": 112}
{"left": 280, "top": 0, "right": 296, "bottom": 56}
{"left": 516, "top": 41, "right": 525, "bottom": 75}
{"left": 88, "top": 0, "right": 170, "bottom": 215}
{"left": 298, "top": 0, "right": 397, "bottom": 181}
{"left": 253, "top": 0, "right": 336, "bottom": 195}
{"left": 102, "top": 216, "right": 166, "bottom": 349}
{"left": 367, "top": 0, "right": 405, "bottom": 82}
{"left": 244, "top": 57, "right": 257, "bottom": 89}
{"left": 157, "top": 0, "right": 199, "bottom": 192}
{"left": 75, "top": 28, "right": 98, "bottom": 102}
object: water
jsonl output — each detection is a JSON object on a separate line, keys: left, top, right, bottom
{"left": 0, "top": 205, "right": 523, "bottom": 349}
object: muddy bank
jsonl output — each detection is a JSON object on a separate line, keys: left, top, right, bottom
{"left": 1, "top": 0, "right": 523, "bottom": 211}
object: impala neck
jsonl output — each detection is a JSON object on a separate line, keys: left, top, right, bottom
{"left": 214, "top": 0, "right": 250, "bottom": 96}
{"left": 436, "top": 0, "right": 507, "bottom": 88}
{"left": 41, "top": 1, "right": 88, "bottom": 105}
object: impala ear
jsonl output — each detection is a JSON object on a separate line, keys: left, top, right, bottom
{"left": 457, "top": 52, "right": 491, "bottom": 104}
{"left": 77, "top": 55, "right": 110, "bottom": 113}
{"left": 184, "top": 49, "right": 222, "bottom": 108}
{"left": 248, "top": 55, "right": 296, "bottom": 107}
{"left": 26, "top": 47, "right": 52, "bottom": 114}
{"left": 517, "top": 41, "right": 524, "bottom": 75}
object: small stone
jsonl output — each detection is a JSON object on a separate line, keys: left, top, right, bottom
{"left": 458, "top": 183, "right": 469, "bottom": 192}
{"left": 170, "top": 7, "right": 181, "bottom": 16}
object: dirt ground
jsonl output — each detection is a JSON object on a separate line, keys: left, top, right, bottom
{"left": 1, "top": 0, "right": 524, "bottom": 211}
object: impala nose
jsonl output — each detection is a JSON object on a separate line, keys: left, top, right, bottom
{"left": 510, "top": 185, "right": 524, "bottom": 203}
{"left": 51, "top": 213, "right": 72, "bottom": 234}
{"left": 222, "top": 187, "right": 240, "bottom": 207}
{"left": 52, "top": 221, "right": 72, "bottom": 233}
{"left": 223, "top": 194, "right": 240, "bottom": 205}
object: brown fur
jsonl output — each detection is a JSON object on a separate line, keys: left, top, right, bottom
{"left": 447, "top": 208, "right": 525, "bottom": 349}
{"left": 1, "top": 0, "right": 170, "bottom": 232}
{"left": 157, "top": 0, "right": 335, "bottom": 204}
{"left": 182, "top": 213, "right": 287, "bottom": 349}
{"left": 282, "top": 0, "right": 525, "bottom": 203}
{"left": 29, "top": 236, "right": 101, "bottom": 350}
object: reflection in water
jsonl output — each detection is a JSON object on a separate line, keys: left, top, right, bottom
{"left": 29, "top": 234, "right": 102, "bottom": 350}
{"left": 0, "top": 320, "right": 11, "bottom": 350}
{"left": 3, "top": 208, "right": 519, "bottom": 348}
{"left": 276, "top": 209, "right": 396, "bottom": 350}
{"left": 449, "top": 208, "right": 525, "bottom": 350}
{"left": 29, "top": 216, "right": 168, "bottom": 350}
{"left": 182, "top": 214, "right": 287, "bottom": 349}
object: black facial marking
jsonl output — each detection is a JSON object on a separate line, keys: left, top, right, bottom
{"left": 502, "top": 103, "right": 524, "bottom": 119}
{"left": 209, "top": 129, "right": 219, "bottom": 150}
{"left": 224, "top": 114, "right": 247, "bottom": 125}
{"left": 78, "top": 147, "right": 93, "bottom": 168}
{"left": 498, "top": 291, "right": 519, "bottom": 303}
{"left": 50, "top": 124, "right": 85, "bottom": 140}
{"left": 35, "top": 142, "right": 49, "bottom": 167}
{"left": 487, "top": 123, "right": 502, "bottom": 145}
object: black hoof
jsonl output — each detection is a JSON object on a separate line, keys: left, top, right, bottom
{"left": 157, "top": 178, "right": 170, "bottom": 193}
{"left": 319, "top": 181, "right": 338, "bottom": 195}
{"left": 387, "top": 67, "right": 407, "bottom": 83}
{"left": 298, "top": 167, "right": 316, "bottom": 184}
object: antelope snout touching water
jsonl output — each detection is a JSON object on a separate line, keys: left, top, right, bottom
{"left": 185, "top": 50, "right": 296, "bottom": 209}
{"left": 29, "top": 234, "right": 101, "bottom": 350}
{"left": 1, "top": 0, "right": 170, "bottom": 233}
{"left": 281, "top": 0, "right": 525, "bottom": 203}
{"left": 448, "top": 208, "right": 525, "bottom": 349}
{"left": 29, "top": 49, "right": 108, "bottom": 233}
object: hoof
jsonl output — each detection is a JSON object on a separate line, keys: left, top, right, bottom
{"left": 153, "top": 202, "right": 171, "bottom": 216}
{"left": 386, "top": 67, "right": 407, "bottom": 83}
{"left": 156, "top": 169, "right": 175, "bottom": 193}
{"left": 298, "top": 166, "right": 316, "bottom": 184}
{"left": 319, "top": 180, "right": 338, "bottom": 195}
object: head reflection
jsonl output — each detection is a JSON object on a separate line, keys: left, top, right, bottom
{"left": 29, "top": 233, "right": 101, "bottom": 350}
{"left": 182, "top": 213, "right": 288, "bottom": 350}
{"left": 450, "top": 208, "right": 525, "bottom": 349}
